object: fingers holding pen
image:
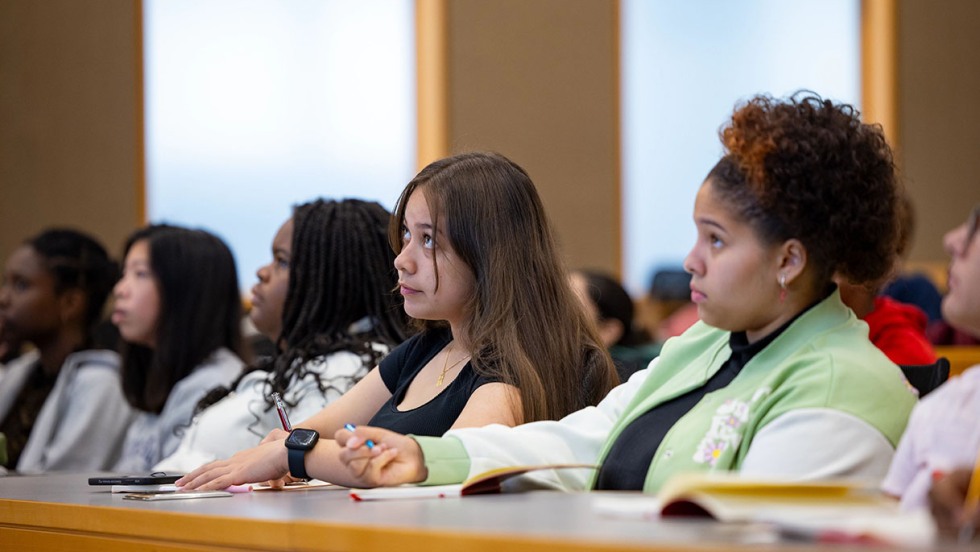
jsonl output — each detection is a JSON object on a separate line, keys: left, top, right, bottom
{"left": 338, "top": 441, "right": 396, "bottom": 486}
{"left": 336, "top": 425, "right": 385, "bottom": 481}
{"left": 336, "top": 425, "right": 392, "bottom": 482}
{"left": 335, "top": 424, "right": 427, "bottom": 487}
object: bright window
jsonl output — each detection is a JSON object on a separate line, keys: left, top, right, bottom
{"left": 621, "top": 0, "right": 861, "bottom": 294}
{"left": 144, "top": 0, "right": 415, "bottom": 288}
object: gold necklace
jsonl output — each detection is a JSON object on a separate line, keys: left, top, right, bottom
{"left": 437, "top": 344, "right": 470, "bottom": 386}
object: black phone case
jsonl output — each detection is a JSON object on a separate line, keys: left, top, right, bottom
{"left": 87, "top": 474, "right": 183, "bottom": 485}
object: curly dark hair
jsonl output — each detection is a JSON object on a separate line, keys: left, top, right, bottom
{"left": 196, "top": 199, "right": 411, "bottom": 424}
{"left": 707, "top": 92, "right": 899, "bottom": 287}
{"left": 268, "top": 198, "right": 410, "bottom": 396}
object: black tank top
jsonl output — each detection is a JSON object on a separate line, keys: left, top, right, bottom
{"left": 367, "top": 329, "right": 497, "bottom": 436}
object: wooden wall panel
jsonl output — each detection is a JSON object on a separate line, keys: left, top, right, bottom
{"left": 444, "top": 0, "right": 621, "bottom": 274}
{"left": 0, "top": 0, "right": 142, "bottom": 264}
{"left": 897, "top": 0, "right": 980, "bottom": 262}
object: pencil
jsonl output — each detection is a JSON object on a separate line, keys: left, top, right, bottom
{"left": 958, "top": 448, "right": 980, "bottom": 543}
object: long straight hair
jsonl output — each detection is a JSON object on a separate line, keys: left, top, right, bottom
{"left": 389, "top": 152, "right": 619, "bottom": 422}
{"left": 119, "top": 225, "right": 244, "bottom": 413}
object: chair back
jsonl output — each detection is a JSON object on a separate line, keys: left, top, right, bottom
{"left": 899, "top": 357, "right": 950, "bottom": 398}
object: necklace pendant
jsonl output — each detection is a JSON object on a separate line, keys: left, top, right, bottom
{"left": 436, "top": 372, "right": 446, "bottom": 386}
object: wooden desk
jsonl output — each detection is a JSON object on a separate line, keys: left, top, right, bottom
{"left": 0, "top": 473, "right": 837, "bottom": 552}
{"left": 935, "top": 346, "right": 980, "bottom": 378}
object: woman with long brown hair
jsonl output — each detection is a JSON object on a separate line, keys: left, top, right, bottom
{"left": 330, "top": 93, "right": 919, "bottom": 493}
{"left": 178, "top": 152, "right": 617, "bottom": 489}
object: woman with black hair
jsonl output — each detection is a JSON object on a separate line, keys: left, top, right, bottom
{"left": 112, "top": 225, "right": 246, "bottom": 472}
{"left": 569, "top": 269, "right": 661, "bottom": 381}
{"left": 0, "top": 228, "right": 129, "bottom": 473}
{"left": 154, "top": 199, "right": 410, "bottom": 472}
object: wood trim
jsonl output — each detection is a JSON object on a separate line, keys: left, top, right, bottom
{"left": 860, "top": 0, "right": 899, "bottom": 149}
{"left": 0, "top": 500, "right": 290, "bottom": 551}
{"left": 0, "top": 497, "right": 691, "bottom": 552}
{"left": 935, "top": 346, "right": 980, "bottom": 379}
{"left": 611, "top": 0, "right": 623, "bottom": 279}
{"left": 135, "top": 0, "right": 147, "bottom": 224}
{"left": 415, "top": 0, "right": 450, "bottom": 170}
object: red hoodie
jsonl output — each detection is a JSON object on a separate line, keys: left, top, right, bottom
{"left": 864, "top": 296, "right": 937, "bottom": 365}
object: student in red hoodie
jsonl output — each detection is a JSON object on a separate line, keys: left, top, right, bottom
{"left": 837, "top": 280, "right": 936, "bottom": 365}
{"left": 836, "top": 193, "right": 936, "bottom": 366}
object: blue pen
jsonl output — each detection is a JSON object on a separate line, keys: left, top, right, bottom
{"left": 343, "top": 423, "right": 374, "bottom": 449}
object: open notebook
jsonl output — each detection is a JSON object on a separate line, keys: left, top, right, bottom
{"left": 349, "top": 463, "right": 597, "bottom": 501}
{"left": 592, "top": 472, "right": 935, "bottom": 547}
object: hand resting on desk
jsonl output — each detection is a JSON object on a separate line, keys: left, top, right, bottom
{"left": 336, "top": 425, "right": 427, "bottom": 488}
{"left": 177, "top": 437, "right": 294, "bottom": 491}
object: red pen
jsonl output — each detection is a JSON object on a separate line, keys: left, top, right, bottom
{"left": 272, "top": 392, "right": 292, "bottom": 431}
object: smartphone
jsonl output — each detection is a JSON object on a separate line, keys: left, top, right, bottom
{"left": 88, "top": 473, "right": 183, "bottom": 485}
{"left": 122, "top": 490, "right": 232, "bottom": 501}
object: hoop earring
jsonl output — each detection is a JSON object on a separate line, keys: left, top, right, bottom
{"left": 778, "top": 273, "right": 787, "bottom": 303}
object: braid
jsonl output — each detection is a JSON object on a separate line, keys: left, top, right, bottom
{"left": 197, "top": 199, "right": 410, "bottom": 414}
{"left": 27, "top": 228, "right": 119, "bottom": 348}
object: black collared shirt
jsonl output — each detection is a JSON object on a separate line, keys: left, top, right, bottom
{"left": 593, "top": 306, "right": 815, "bottom": 491}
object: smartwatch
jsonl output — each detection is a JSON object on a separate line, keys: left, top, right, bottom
{"left": 284, "top": 428, "right": 319, "bottom": 480}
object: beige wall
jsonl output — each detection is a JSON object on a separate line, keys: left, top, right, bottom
{"left": 1, "top": 0, "right": 977, "bottom": 273}
{"left": 0, "top": 0, "right": 142, "bottom": 265}
{"left": 898, "top": 0, "right": 980, "bottom": 263}
{"left": 444, "top": 0, "right": 621, "bottom": 275}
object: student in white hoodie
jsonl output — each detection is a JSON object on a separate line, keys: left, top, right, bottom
{"left": 154, "top": 199, "right": 411, "bottom": 472}
{"left": 177, "top": 153, "right": 619, "bottom": 491}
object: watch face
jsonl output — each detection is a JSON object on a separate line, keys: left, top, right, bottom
{"left": 286, "top": 428, "right": 319, "bottom": 449}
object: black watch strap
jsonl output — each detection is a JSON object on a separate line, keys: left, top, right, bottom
{"left": 287, "top": 447, "right": 310, "bottom": 480}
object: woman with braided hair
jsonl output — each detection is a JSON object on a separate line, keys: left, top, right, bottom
{"left": 155, "top": 199, "right": 409, "bottom": 472}
{"left": 178, "top": 152, "right": 619, "bottom": 490}
{"left": 0, "top": 229, "right": 128, "bottom": 473}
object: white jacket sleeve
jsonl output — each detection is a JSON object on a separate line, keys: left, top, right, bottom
{"left": 738, "top": 408, "right": 895, "bottom": 482}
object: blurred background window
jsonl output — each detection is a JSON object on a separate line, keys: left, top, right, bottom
{"left": 621, "top": 0, "right": 860, "bottom": 294}
{"left": 144, "top": 0, "right": 415, "bottom": 288}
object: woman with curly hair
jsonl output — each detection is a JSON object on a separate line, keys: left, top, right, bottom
{"left": 155, "top": 199, "right": 411, "bottom": 472}
{"left": 330, "top": 93, "right": 919, "bottom": 493}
